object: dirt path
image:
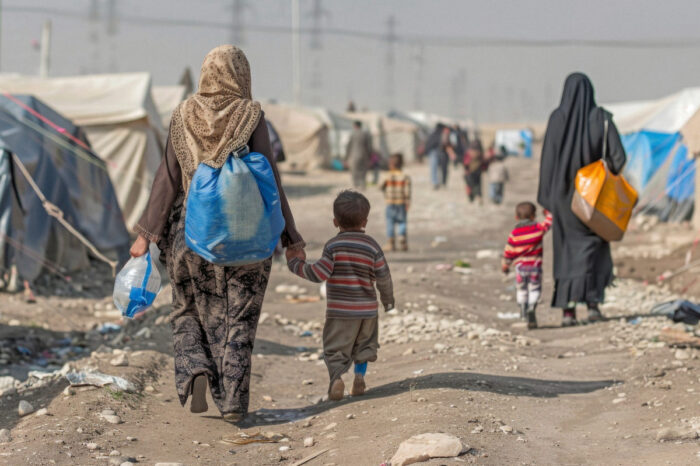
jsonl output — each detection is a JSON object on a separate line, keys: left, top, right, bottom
{"left": 1, "top": 157, "right": 699, "bottom": 465}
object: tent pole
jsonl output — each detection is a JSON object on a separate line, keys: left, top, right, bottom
{"left": 292, "top": 0, "right": 301, "bottom": 105}
{"left": 39, "top": 20, "right": 51, "bottom": 78}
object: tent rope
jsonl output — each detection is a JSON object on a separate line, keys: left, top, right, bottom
{"left": 11, "top": 153, "right": 118, "bottom": 275}
{"left": 3, "top": 93, "right": 91, "bottom": 150}
{"left": 0, "top": 98, "right": 154, "bottom": 190}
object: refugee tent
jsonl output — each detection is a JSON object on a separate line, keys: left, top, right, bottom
{"left": 346, "top": 112, "right": 423, "bottom": 163}
{"left": 494, "top": 129, "right": 534, "bottom": 157}
{"left": 387, "top": 110, "right": 431, "bottom": 132}
{"left": 405, "top": 111, "right": 461, "bottom": 129}
{"left": 606, "top": 88, "right": 700, "bottom": 222}
{"left": 152, "top": 85, "right": 188, "bottom": 129}
{"left": 261, "top": 102, "right": 331, "bottom": 170}
{"left": 0, "top": 73, "right": 165, "bottom": 229}
{"left": 309, "top": 108, "right": 355, "bottom": 160}
{"left": 0, "top": 94, "right": 129, "bottom": 282}
{"left": 475, "top": 122, "right": 546, "bottom": 154}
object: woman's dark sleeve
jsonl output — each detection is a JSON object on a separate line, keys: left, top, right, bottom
{"left": 133, "top": 131, "right": 181, "bottom": 243}
{"left": 249, "top": 115, "right": 306, "bottom": 250}
{"left": 606, "top": 119, "right": 627, "bottom": 175}
{"left": 537, "top": 112, "right": 561, "bottom": 211}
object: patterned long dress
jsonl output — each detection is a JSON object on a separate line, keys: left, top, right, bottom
{"left": 158, "top": 193, "right": 271, "bottom": 415}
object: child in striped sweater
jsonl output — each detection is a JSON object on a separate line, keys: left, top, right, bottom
{"left": 286, "top": 190, "right": 395, "bottom": 401}
{"left": 502, "top": 202, "right": 552, "bottom": 329}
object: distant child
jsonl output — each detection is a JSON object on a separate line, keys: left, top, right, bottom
{"left": 380, "top": 153, "right": 412, "bottom": 251}
{"left": 286, "top": 190, "right": 395, "bottom": 401}
{"left": 487, "top": 146, "right": 509, "bottom": 205}
{"left": 502, "top": 202, "right": 552, "bottom": 329}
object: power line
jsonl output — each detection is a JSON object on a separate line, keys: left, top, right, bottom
{"left": 229, "top": 0, "right": 250, "bottom": 45}
{"left": 307, "top": 0, "right": 330, "bottom": 104}
{"left": 384, "top": 15, "right": 396, "bottom": 110}
{"left": 411, "top": 45, "right": 424, "bottom": 111}
{"left": 8, "top": 5, "right": 700, "bottom": 49}
{"left": 308, "top": 0, "right": 329, "bottom": 50}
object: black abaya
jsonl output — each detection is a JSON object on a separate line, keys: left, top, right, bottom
{"left": 537, "top": 73, "right": 627, "bottom": 308}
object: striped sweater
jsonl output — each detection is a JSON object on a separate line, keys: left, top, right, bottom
{"left": 381, "top": 170, "right": 412, "bottom": 205}
{"left": 503, "top": 211, "right": 553, "bottom": 268}
{"left": 288, "top": 231, "right": 394, "bottom": 319}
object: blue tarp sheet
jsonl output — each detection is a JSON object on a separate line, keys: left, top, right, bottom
{"left": 520, "top": 129, "right": 533, "bottom": 158}
{"left": 621, "top": 130, "right": 680, "bottom": 190}
{"left": 666, "top": 144, "right": 695, "bottom": 202}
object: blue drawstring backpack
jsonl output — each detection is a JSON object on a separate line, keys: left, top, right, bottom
{"left": 185, "top": 145, "right": 285, "bottom": 266}
{"left": 113, "top": 251, "right": 161, "bottom": 319}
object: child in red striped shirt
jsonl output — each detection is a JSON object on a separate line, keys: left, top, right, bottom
{"left": 502, "top": 202, "right": 552, "bottom": 329}
{"left": 286, "top": 190, "right": 394, "bottom": 401}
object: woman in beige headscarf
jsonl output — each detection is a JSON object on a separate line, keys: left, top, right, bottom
{"left": 130, "top": 46, "right": 305, "bottom": 423}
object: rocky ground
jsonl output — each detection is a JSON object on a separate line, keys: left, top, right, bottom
{"left": 0, "top": 157, "right": 699, "bottom": 465}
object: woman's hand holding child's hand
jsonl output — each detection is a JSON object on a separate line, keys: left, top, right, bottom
{"left": 285, "top": 248, "right": 306, "bottom": 262}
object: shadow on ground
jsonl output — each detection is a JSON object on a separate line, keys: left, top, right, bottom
{"left": 242, "top": 371, "right": 615, "bottom": 426}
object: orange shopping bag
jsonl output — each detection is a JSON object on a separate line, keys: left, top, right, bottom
{"left": 571, "top": 120, "right": 638, "bottom": 242}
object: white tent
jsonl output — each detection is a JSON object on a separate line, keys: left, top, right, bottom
{"left": 347, "top": 112, "right": 423, "bottom": 162}
{"left": 606, "top": 88, "right": 700, "bottom": 135}
{"left": 152, "top": 85, "right": 188, "bottom": 130}
{"left": 0, "top": 73, "right": 165, "bottom": 229}
{"left": 261, "top": 102, "right": 331, "bottom": 170}
{"left": 308, "top": 107, "right": 355, "bottom": 159}
{"left": 406, "top": 111, "right": 460, "bottom": 128}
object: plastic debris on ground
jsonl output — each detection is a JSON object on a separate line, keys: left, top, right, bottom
{"left": 431, "top": 236, "right": 448, "bottom": 248}
{"left": 497, "top": 312, "right": 521, "bottom": 320}
{"left": 476, "top": 249, "right": 500, "bottom": 260}
{"left": 651, "top": 300, "right": 700, "bottom": 325}
{"left": 221, "top": 431, "right": 285, "bottom": 445}
{"left": 65, "top": 370, "right": 137, "bottom": 392}
{"left": 98, "top": 323, "right": 122, "bottom": 334}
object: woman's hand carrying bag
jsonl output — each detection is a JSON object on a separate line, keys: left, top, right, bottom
{"left": 571, "top": 119, "right": 638, "bottom": 242}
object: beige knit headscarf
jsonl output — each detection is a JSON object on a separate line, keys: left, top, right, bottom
{"left": 170, "top": 45, "right": 262, "bottom": 191}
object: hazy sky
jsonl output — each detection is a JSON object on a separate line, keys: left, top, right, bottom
{"left": 4, "top": 0, "right": 700, "bottom": 122}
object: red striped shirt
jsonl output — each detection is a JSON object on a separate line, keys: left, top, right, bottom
{"left": 503, "top": 212, "right": 552, "bottom": 268}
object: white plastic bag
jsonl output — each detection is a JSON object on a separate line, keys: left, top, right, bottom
{"left": 113, "top": 251, "right": 161, "bottom": 319}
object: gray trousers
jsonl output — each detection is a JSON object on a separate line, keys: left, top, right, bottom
{"left": 323, "top": 317, "right": 379, "bottom": 384}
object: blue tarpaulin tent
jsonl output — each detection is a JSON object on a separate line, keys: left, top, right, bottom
{"left": 0, "top": 94, "right": 129, "bottom": 282}
{"left": 606, "top": 89, "right": 700, "bottom": 222}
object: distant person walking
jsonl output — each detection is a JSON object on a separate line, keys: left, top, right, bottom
{"left": 538, "top": 72, "right": 626, "bottom": 326}
{"left": 463, "top": 139, "right": 485, "bottom": 203}
{"left": 129, "top": 46, "right": 305, "bottom": 423}
{"left": 381, "top": 153, "right": 412, "bottom": 251}
{"left": 426, "top": 124, "right": 456, "bottom": 189}
{"left": 486, "top": 145, "right": 509, "bottom": 204}
{"left": 345, "top": 120, "right": 373, "bottom": 189}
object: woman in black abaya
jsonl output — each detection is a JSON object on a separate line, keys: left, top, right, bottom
{"left": 537, "top": 73, "right": 626, "bottom": 326}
